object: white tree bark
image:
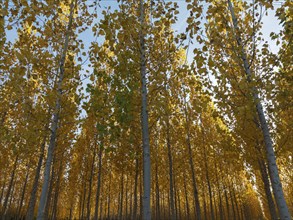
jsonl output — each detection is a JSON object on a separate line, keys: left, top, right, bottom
{"left": 36, "top": 1, "right": 76, "bottom": 219}
{"left": 139, "top": 0, "right": 151, "bottom": 219}
{"left": 227, "top": 1, "right": 291, "bottom": 219}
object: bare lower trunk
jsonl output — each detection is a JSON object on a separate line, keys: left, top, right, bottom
{"left": 155, "top": 141, "right": 160, "bottom": 220}
{"left": 224, "top": 186, "right": 230, "bottom": 219}
{"left": 215, "top": 163, "right": 224, "bottom": 220}
{"left": 119, "top": 173, "right": 124, "bottom": 220}
{"left": 184, "top": 108, "right": 201, "bottom": 220}
{"left": 202, "top": 182, "right": 207, "bottom": 220}
{"left": 166, "top": 118, "right": 176, "bottom": 220}
{"left": 16, "top": 166, "right": 30, "bottom": 219}
{"left": 2, "top": 155, "right": 18, "bottom": 216}
{"left": 258, "top": 158, "right": 278, "bottom": 220}
{"left": 183, "top": 173, "right": 190, "bottom": 220}
{"left": 107, "top": 173, "right": 111, "bottom": 220}
{"left": 227, "top": 1, "right": 291, "bottom": 219}
{"left": 133, "top": 155, "right": 139, "bottom": 220}
{"left": 81, "top": 173, "right": 87, "bottom": 220}
{"left": 204, "top": 145, "right": 214, "bottom": 220}
{"left": 51, "top": 160, "right": 63, "bottom": 220}
{"left": 87, "top": 150, "right": 96, "bottom": 220}
{"left": 94, "top": 146, "right": 103, "bottom": 220}
{"left": 26, "top": 136, "right": 46, "bottom": 220}
{"left": 0, "top": 175, "right": 7, "bottom": 207}
{"left": 125, "top": 176, "right": 129, "bottom": 219}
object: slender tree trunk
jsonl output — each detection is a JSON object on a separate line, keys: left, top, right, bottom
{"left": 215, "top": 163, "right": 224, "bottom": 220}
{"left": 176, "top": 184, "right": 181, "bottom": 220}
{"left": 258, "top": 156, "right": 278, "bottom": 220}
{"left": 204, "top": 145, "right": 215, "bottom": 220}
{"left": 166, "top": 118, "right": 176, "bottom": 220}
{"left": 139, "top": 0, "right": 151, "bottom": 219}
{"left": 140, "top": 172, "right": 143, "bottom": 220}
{"left": 26, "top": 136, "right": 46, "bottom": 220}
{"left": 99, "top": 184, "right": 103, "bottom": 220}
{"left": 202, "top": 182, "right": 207, "bottom": 220}
{"left": 0, "top": 175, "right": 6, "bottom": 207}
{"left": 119, "top": 173, "right": 124, "bottom": 220}
{"left": 183, "top": 173, "right": 190, "bottom": 220}
{"left": 186, "top": 128, "right": 201, "bottom": 220}
{"left": 94, "top": 145, "right": 103, "bottom": 220}
{"left": 107, "top": 172, "right": 111, "bottom": 220}
{"left": 16, "top": 166, "right": 30, "bottom": 219}
{"left": 227, "top": 1, "right": 291, "bottom": 219}
{"left": 36, "top": 1, "right": 75, "bottom": 219}
{"left": 2, "top": 155, "right": 18, "bottom": 216}
{"left": 125, "top": 176, "right": 129, "bottom": 219}
{"left": 155, "top": 163, "right": 160, "bottom": 220}
{"left": 161, "top": 191, "right": 165, "bottom": 220}
{"left": 184, "top": 102, "right": 201, "bottom": 220}
{"left": 7, "top": 176, "right": 16, "bottom": 217}
{"left": 224, "top": 186, "right": 230, "bottom": 220}
{"left": 155, "top": 140, "right": 160, "bottom": 220}
{"left": 130, "top": 178, "right": 133, "bottom": 220}
{"left": 232, "top": 188, "right": 240, "bottom": 220}
{"left": 51, "top": 160, "right": 63, "bottom": 220}
{"left": 213, "top": 191, "right": 218, "bottom": 220}
{"left": 44, "top": 161, "right": 55, "bottom": 220}
{"left": 79, "top": 192, "right": 83, "bottom": 220}
{"left": 133, "top": 156, "right": 139, "bottom": 220}
{"left": 228, "top": 184, "right": 236, "bottom": 220}
{"left": 87, "top": 149, "right": 96, "bottom": 220}
{"left": 81, "top": 173, "right": 87, "bottom": 220}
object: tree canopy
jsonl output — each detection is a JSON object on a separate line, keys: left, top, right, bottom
{"left": 0, "top": 0, "right": 292, "bottom": 220}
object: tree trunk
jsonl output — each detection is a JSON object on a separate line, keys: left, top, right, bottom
{"left": 7, "top": 176, "right": 16, "bottom": 217}
{"left": 36, "top": 1, "right": 75, "bottom": 218}
{"left": 125, "top": 176, "right": 129, "bottom": 220}
{"left": 119, "top": 173, "right": 124, "bottom": 220}
{"left": 2, "top": 155, "right": 18, "bottom": 216}
{"left": 99, "top": 183, "right": 103, "bottom": 220}
{"left": 51, "top": 160, "right": 63, "bottom": 220}
{"left": 154, "top": 139, "right": 160, "bottom": 220}
{"left": 81, "top": 172, "right": 87, "bottom": 220}
{"left": 215, "top": 163, "right": 224, "bottom": 220}
{"left": 166, "top": 118, "right": 176, "bottom": 220}
{"left": 227, "top": 1, "right": 291, "bottom": 219}
{"left": 16, "top": 165, "right": 30, "bottom": 219}
{"left": 204, "top": 145, "right": 215, "bottom": 220}
{"left": 87, "top": 149, "right": 96, "bottom": 220}
{"left": 139, "top": 0, "right": 151, "bottom": 219}
{"left": 202, "top": 182, "right": 207, "bottom": 220}
{"left": 107, "top": 172, "right": 111, "bottom": 220}
{"left": 183, "top": 173, "right": 190, "bottom": 220}
{"left": 232, "top": 188, "right": 240, "bottom": 220}
{"left": 224, "top": 186, "right": 230, "bottom": 220}
{"left": 0, "top": 174, "right": 6, "bottom": 208}
{"left": 184, "top": 102, "right": 201, "bottom": 220}
{"left": 26, "top": 136, "right": 46, "bottom": 220}
{"left": 229, "top": 184, "right": 236, "bottom": 220}
{"left": 44, "top": 160, "right": 55, "bottom": 220}
{"left": 94, "top": 145, "right": 103, "bottom": 220}
{"left": 258, "top": 156, "right": 278, "bottom": 220}
{"left": 133, "top": 156, "right": 139, "bottom": 220}
{"left": 176, "top": 182, "right": 181, "bottom": 220}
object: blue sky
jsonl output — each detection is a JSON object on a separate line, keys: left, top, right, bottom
{"left": 6, "top": 1, "right": 283, "bottom": 64}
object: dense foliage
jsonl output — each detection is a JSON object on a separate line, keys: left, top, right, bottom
{"left": 0, "top": 0, "right": 292, "bottom": 219}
